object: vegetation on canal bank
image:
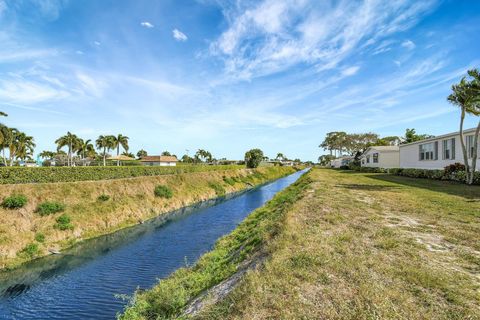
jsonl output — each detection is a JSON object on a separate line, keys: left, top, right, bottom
{"left": 120, "top": 169, "right": 311, "bottom": 320}
{"left": 195, "top": 169, "right": 480, "bottom": 319}
{"left": 0, "top": 166, "right": 296, "bottom": 270}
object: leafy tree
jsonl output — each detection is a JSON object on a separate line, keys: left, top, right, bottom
{"left": 96, "top": 135, "right": 114, "bottom": 166}
{"left": 137, "top": 149, "right": 147, "bottom": 158}
{"left": 195, "top": 149, "right": 212, "bottom": 163}
{"left": 77, "top": 139, "right": 95, "bottom": 166}
{"left": 0, "top": 111, "right": 7, "bottom": 117}
{"left": 447, "top": 68, "right": 480, "bottom": 184}
{"left": 111, "top": 134, "right": 129, "bottom": 166}
{"left": 55, "top": 132, "right": 81, "bottom": 167}
{"left": 181, "top": 154, "right": 194, "bottom": 163}
{"left": 161, "top": 151, "right": 171, "bottom": 156}
{"left": 319, "top": 132, "right": 348, "bottom": 156}
{"left": 122, "top": 151, "right": 135, "bottom": 158}
{"left": 9, "top": 131, "right": 35, "bottom": 165}
{"left": 318, "top": 154, "right": 336, "bottom": 166}
{"left": 276, "top": 153, "right": 285, "bottom": 161}
{"left": 244, "top": 148, "right": 264, "bottom": 168}
{"left": 402, "top": 128, "right": 433, "bottom": 144}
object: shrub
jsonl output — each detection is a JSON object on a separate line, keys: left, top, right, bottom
{"left": 154, "top": 185, "right": 173, "bottom": 198}
{"left": 208, "top": 182, "right": 226, "bottom": 196}
{"left": 223, "top": 176, "right": 237, "bottom": 186}
{"left": 444, "top": 163, "right": 466, "bottom": 175}
{"left": 34, "top": 233, "right": 45, "bottom": 243}
{"left": 0, "top": 165, "right": 243, "bottom": 184}
{"left": 36, "top": 201, "right": 65, "bottom": 216}
{"left": 97, "top": 194, "right": 110, "bottom": 202}
{"left": 55, "top": 214, "right": 74, "bottom": 230}
{"left": 1, "top": 194, "right": 27, "bottom": 209}
{"left": 19, "top": 243, "right": 39, "bottom": 258}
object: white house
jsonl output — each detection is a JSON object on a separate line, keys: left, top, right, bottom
{"left": 330, "top": 156, "right": 353, "bottom": 168}
{"left": 360, "top": 146, "right": 400, "bottom": 169}
{"left": 399, "top": 127, "right": 480, "bottom": 169}
{"left": 140, "top": 155, "right": 178, "bottom": 166}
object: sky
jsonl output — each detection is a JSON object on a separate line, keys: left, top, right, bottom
{"left": 0, "top": 0, "right": 479, "bottom": 161}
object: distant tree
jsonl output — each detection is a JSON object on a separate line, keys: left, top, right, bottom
{"left": 195, "top": 149, "right": 212, "bottom": 163}
{"left": 402, "top": 129, "right": 434, "bottom": 144}
{"left": 276, "top": 153, "right": 285, "bottom": 161}
{"left": 447, "top": 68, "right": 480, "bottom": 184}
{"left": 39, "top": 150, "right": 56, "bottom": 159}
{"left": 96, "top": 135, "right": 115, "bottom": 166}
{"left": 319, "top": 132, "right": 348, "bottom": 156}
{"left": 55, "top": 132, "right": 81, "bottom": 167}
{"left": 122, "top": 151, "right": 135, "bottom": 158}
{"left": 8, "top": 130, "right": 35, "bottom": 165}
{"left": 244, "top": 148, "right": 264, "bottom": 168}
{"left": 377, "top": 136, "right": 401, "bottom": 146}
{"left": 161, "top": 151, "right": 171, "bottom": 156}
{"left": 137, "top": 149, "right": 147, "bottom": 158}
{"left": 77, "top": 139, "right": 95, "bottom": 166}
{"left": 111, "top": 134, "right": 129, "bottom": 166}
{"left": 318, "top": 154, "right": 336, "bottom": 166}
{"left": 181, "top": 154, "right": 194, "bottom": 163}
{"left": 293, "top": 158, "right": 301, "bottom": 163}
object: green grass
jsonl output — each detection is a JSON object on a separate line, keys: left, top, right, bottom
{"left": 120, "top": 171, "right": 311, "bottom": 319}
{"left": 54, "top": 214, "right": 74, "bottom": 231}
{"left": 208, "top": 182, "right": 226, "bottom": 196}
{"left": 154, "top": 185, "right": 174, "bottom": 199}
{"left": 195, "top": 169, "right": 480, "bottom": 320}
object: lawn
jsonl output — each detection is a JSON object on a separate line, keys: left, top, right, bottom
{"left": 198, "top": 168, "right": 480, "bottom": 319}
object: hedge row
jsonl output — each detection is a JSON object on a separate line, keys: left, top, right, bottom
{"left": 350, "top": 166, "right": 480, "bottom": 185}
{"left": 0, "top": 165, "right": 243, "bottom": 184}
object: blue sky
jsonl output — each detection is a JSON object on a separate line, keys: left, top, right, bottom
{"left": 1, "top": 0, "right": 479, "bottom": 161}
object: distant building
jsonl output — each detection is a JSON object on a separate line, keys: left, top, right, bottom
{"left": 399, "top": 128, "right": 479, "bottom": 169}
{"left": 330, "top": 156, "right": 353, "bottom": 168}
{"left": 140, "top": 155, "right": 178, "bottom": 166}
{"left": 360, "top": 146, "right": 400, "bottom": 169}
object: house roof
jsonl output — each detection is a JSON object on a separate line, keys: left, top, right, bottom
{"left": 399, "top": 127, "right": 477, "bottom": 147}
{"left": 107, "top": 155, "right": 136, "bottom": 161}
{"left": 140, "top": 155, "right": 178, "bottom": 162}
{"left": 360, "top": 146, "right": 399, "bottom": 158}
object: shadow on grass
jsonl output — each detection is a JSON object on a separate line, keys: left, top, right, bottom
{"left": 368, "top": 174, "right": 480, "bottom": 200}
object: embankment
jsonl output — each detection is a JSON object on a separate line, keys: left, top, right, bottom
{"left": 0, "top": 166, "right": 296, "bottom": 270}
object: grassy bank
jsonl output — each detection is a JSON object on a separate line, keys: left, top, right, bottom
{"left": 196, "top": 168, "right": 480, "bottom": 319}
{"left": 120, "top": 170, "right": 311, "bottom": 319}
{"left": 0, "top": 164, "right": 243, "bottom": 184}
{"left": 0, "top": 166, "right": 296, "bottom": 270}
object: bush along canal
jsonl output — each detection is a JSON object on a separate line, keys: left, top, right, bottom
{"left": 0, "top": 169, "right": 308, "bottom": 320}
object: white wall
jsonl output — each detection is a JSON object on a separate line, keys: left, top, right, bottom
{"left": 400, "top": 134, "right": 480, "bottom": 169}
{"left": 362, "top": 150, "right": 399, "bottom": 168}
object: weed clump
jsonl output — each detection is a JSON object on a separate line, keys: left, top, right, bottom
{"left": 154, "top": 185, "right": 173, "bottom": 199}
{"left": 34, "top": 233, "right": 46, "bottom": 243}
{"left": 18, "top": 243, "right": 39, "bottom": 258}
{"left": 1, "top": 194, "right": 27, "bottom": 209}
{"left": 208, "top": 182, "right": 226, "bottom": 196}
{"left": 97, "top": 194, "right": 110, "bottom": 202}
{"left": 36, "top": 201, "right": 65, "bottom": 216}
{"left": 55, "top": 214, "right": 74, "bottom": 230}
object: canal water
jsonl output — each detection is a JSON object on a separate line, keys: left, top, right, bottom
{"left": 0, "top": 169, "right": 306, "bottom": 320}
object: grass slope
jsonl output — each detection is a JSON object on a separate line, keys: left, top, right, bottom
{"left": 120, "top": 170, "right": 311, "bottom": 319}
{"left": 0, "top": 166, "right": 295, "bottom": 270}
{"left": 197, "top": 168, "right": 480, "bottom": 320}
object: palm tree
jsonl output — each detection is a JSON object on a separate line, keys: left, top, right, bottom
{"left": 447, "top": 69, "right": 480, "bottom": 184}
{"left": 39, "top": 150, "right": 56, "bottom": 159}
{"left": 77, "top": 139, "right": 95, "bottom": 166}
{"left": 111, "top": 134, "right": 129, "bottom": 166}
{"left": 0, "top": 111, "right": 7, "bottom": 117}
{"left": 1, "top": 127, "right": 14, "bottom": 166}
{"left": 55, "top": 132, "right": 81, "bottom": 167}
{"left": 276, "top": 153, "right": 285, "bottom": 161}
{"left": 96, "top": 135, "right": 114, "bottom": 166}
{"left": 8, "top": 131, "right": 35, "bottom": 165}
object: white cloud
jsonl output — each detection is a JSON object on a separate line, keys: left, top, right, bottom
{"left": 0, "top": 1, "right": 7, "bottom": 17}
{"left": 401, "top": 39, "right": 416, "bottom": 50}
{"left": 94, "top": 41, "right": 101, "bottom": 46}
{"left": 172, "top": 29, "right": 188, "bottom": 41}
{"left": 141, "top": 21, "right": 154, "bottom": 28}
{"left": 210, "top": 0, "right": 438, "bottom": 81}
{"left": 0, "top": 79, "right": 69, "bottom": 104}
{"left": 341, "top": 66, "right": 360, "bottom": 76}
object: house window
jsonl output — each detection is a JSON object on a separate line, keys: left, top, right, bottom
{"left": 466, "top": 135, "right": 475, "bottom": 158}
{"left": 419, "top": 142, "right": 438, "bottom": 161}
{"left": 366, "top": 155, "right": 370, "bottom": 163}
{"left": 372, "top": 153, "right": 379, "bottom": 163}
{"left": 442, "top": 138, "right": 455, "bottom": 160}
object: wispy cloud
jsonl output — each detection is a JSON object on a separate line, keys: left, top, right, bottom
{"left": 401, "top": 39, "right": 416, "bottom": 50}
{"left": 210, "top": 0, "right": 438, "bottom": 81}
{"left": 172, "top": 29, "right": 188, "bottom": 41}
{"left": 141, "top": 21, "right": 154, "bottom": 28}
